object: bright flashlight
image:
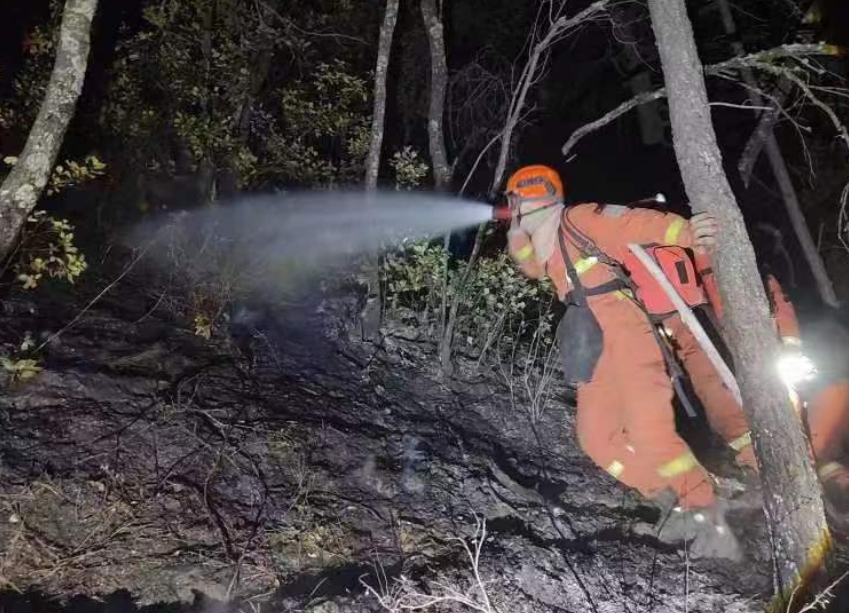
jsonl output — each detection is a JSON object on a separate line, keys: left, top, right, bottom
{"left": 776, "top": 351, "right": 816, "bottom": 390}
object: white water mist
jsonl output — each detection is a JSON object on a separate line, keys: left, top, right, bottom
{"left": 129, "top": 189, "right": 494, "bottom": 294}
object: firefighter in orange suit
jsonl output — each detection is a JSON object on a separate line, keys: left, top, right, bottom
{"left": 702, "top": 264, "right": 849, "bottom": 514}
{"left": 504, "top": 165, "right": 755, "bottom": 552}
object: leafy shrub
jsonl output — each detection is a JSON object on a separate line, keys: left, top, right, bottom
{"left": 382, "top": 242, "right": 450, "bottom": 335}
{"left": 103, "top": 6, "right": 372, "bottom": 191}
{"left": 14, "top": 211, "right": 88, "bottom": 290}
{"left": 1, "top": 155, "right": 104, "bottom": 290}
{"left": 382, "top": 242, "right": 556, "bottom": 360}
{"left": 390, "top": 147, "right": 429, "bottom": 190}
{"left": 46, "top": 156, "right": 107, "bottom": 196}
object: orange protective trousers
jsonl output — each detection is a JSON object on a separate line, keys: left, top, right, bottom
{"left": 575, "top": 294, "right": 754, "bottom": 509}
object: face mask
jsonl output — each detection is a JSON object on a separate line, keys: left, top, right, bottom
{"left": 515, "top": 198, "right": 562, "bottom": 228}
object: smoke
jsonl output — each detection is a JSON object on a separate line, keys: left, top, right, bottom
{"left": 128, "top": 189, "right": 493, "bottom": 294}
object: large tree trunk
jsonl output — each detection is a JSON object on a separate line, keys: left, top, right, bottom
{"left": 0, "top": 0, "right": 98, "bottom": 263}
{"left": 420, "top": 0, "right": 451, "bottom": 190}
{"left": 646, "top": 0, "right": 830, "bottom": 601}
{"left": 715, "top": 0, "right": 839, "bottom": 309}
{"left": 364, "top": 0, "right": 400, "bottom": 190}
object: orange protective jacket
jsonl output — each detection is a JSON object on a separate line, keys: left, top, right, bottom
{"left": 508, "top": 203, "right": 696, "bottom": 300}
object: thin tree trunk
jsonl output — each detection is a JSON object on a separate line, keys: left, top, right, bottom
{"left": 716, "top": 0, "right": 839, "bottom": 308}
{"left": 365, "top": 0, "right": 400, "bottom": 190}
{"left": 361, "top": 0, "right": 400, "bottom": 341}
{"left": 0, "top": 0, "right": 99, "bottom": 263}
{"left": 647, "top": 0, "right": 830, "bottom": 601}
{"left": 219, "top": 44, "right": 274, "bottom": 196}
{"left": 420, "top": 0, "right": 453, "bottom": 343}
{"left": 420, "top": 0, "right": 451, "bottom": 190}
{"left": 197, "top": 0, "right": 217, "bottom": 204}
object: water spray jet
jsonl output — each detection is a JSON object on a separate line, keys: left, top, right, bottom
{"left": 128, "top": 189, "right": 509, "bottom": 297}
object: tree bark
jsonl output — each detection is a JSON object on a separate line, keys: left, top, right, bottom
{"left": 420, "top": 0, "right": 451, "bottom": 190}
{"left": 0, "top": 0, "right": 98, "bottom": 263}
{"left": 715, "top": 0, "right": 839, "bottom": 309}
{"left": 365, "top": 0, "right": 400, "bottom": 190}
{"left": 647, "top": 0, "right": 830, "bottom": 601}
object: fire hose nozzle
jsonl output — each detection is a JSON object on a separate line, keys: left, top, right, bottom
{"left": 491, "top": 205, "right": 513, "bottom": 222}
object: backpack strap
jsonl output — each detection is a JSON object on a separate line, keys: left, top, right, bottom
{"left": 558, "top": 216, "right": 589, "bottom": 307}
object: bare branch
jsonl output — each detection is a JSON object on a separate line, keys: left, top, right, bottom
{"left": 562, "top": 89, "right": 666, "bottom": 158}
{"left": 840, "top": 182, "right": 849, "bottom": 256}
{"left": 254, "top": 0, "right": 368, "bottom": 45}
{"left": 361, "top": 517, "right": 499, "bottom": 613}
{"left": 749, "top": 63, "right": 849, "bottom": 153}
{"left": 738, "top": 86, "right": 789, "bottom": 185}
{"left": 493, "top": 0, "right": 612, "bottom": 197}
{"left": 560, "top": 42, "right": 841, "bottom": 159}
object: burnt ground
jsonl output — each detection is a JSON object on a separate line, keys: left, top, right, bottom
{"left": 0, "top": 249, "right": 797, "bottom": 613}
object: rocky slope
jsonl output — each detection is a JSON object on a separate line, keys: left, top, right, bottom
{"left": 0, "top": 256, "right": 774, "bottom": 612}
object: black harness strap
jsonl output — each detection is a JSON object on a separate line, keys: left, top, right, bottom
{"left": 564, "top": 278, "right": 629, "bottom": 304}
{"left": 558, "top": 215, "right": 589, "bottom": 307}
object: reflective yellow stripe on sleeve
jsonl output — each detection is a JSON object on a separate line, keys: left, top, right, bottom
{"left": 574, "top": 256, "right": 598, "bottom": 275}
{"left": 657, "top": 452, "right": 699, "bottom": 478}
{"left": 515, "top": 244, "right": 534, "bottom": 262}
{"left": 606, "top": 460, "right": 625, "bottom": 479}
{"left": 729, "top": 431, "right": 752, "bottom": 452}
{"left": 664, "top": 218, "right": 686, "bottom": 245}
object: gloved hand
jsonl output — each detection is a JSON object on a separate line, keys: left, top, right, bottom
{"left": 690, "top": 213, "right": 720, "bottom": 252}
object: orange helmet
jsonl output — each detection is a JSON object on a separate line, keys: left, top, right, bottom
{"left": 505, "top": 165, "right": 565, "bottom": 203}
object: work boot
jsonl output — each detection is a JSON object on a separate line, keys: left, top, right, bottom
{"left": 636, "top": 501, "right": 743, "bottom": 562}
